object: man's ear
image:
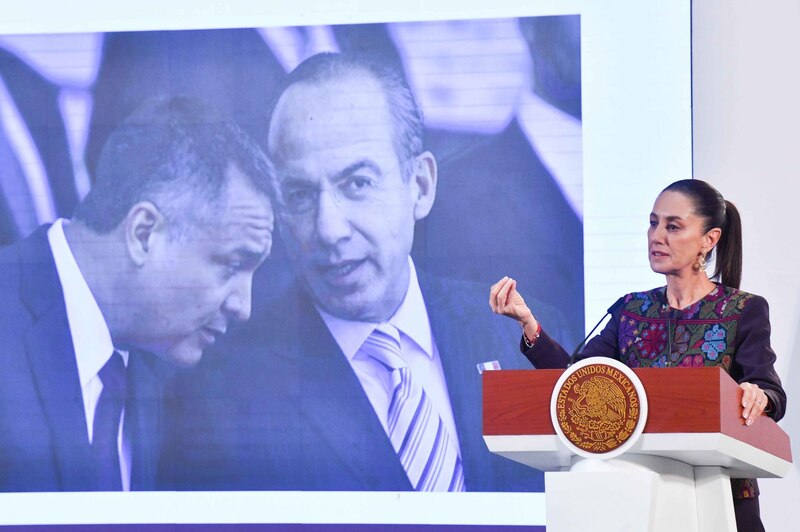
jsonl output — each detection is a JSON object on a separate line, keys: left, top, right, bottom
{"left": 125, "top": 202, "right": 166, "bottom": 266}
{"left": 412, "top": 151, "right": 437, "bottom": 221}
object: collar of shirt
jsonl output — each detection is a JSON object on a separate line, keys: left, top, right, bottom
{"left": 315, "top": 257, "right": 461, "bottom": 457}
{"left": 48, "top": 219, "right": 132, "bottom": 490}
{"left": 47, "top": 219, "right": 128, "bottom": 386}
{"left": 317, "top": 257, "right": 433, "bottom": 361}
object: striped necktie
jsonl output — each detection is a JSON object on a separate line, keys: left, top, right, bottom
{"left": 361, "top": 324, "right": 465, "bottom": 492}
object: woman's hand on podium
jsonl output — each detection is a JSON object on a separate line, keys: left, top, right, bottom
{"left": 489, "top": 277, "right": 539, "bottom": 340}
{"left": 740, "top": 381, "right": 770, "bottom": 426}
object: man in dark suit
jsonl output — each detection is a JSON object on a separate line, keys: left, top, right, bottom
{"left": 0, "top": 96, "right": 274, "bottom": 492}
{"left": 163, "top": 53, "right": 566, "bottom": 492}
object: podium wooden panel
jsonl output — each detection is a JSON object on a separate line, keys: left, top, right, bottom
{"left": 483, "top": 366, "right": 791, "bottom": 478}
{"left": 483, "top": 366, "right": 792, "bottom": 532}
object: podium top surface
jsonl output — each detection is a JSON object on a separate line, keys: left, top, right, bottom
{"left": 483, "top": 367, "right": 792, "bottom": 476}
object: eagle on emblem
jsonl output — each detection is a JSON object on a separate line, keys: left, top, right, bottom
{"left": 573, "top": 376, "right": 627, "bottom": 421}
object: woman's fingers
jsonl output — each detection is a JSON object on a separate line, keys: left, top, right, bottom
{"left": 489, "top": 277, "right": 507, "bottom": 311}
{"left": 740, "top": 382, "right": 768, "bottom": 426}
{"left": 490, "top": 276, "right": 512, "bottom": 312}
{"left": 489, "top": 276, "right": 524, "bottom": 319}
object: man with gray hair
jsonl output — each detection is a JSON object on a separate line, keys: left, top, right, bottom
{"left": 166, "top": 53, "right": 563, "bottom": 491}
{"left": 0, "top": 96, "right": 275, "bottom": 492}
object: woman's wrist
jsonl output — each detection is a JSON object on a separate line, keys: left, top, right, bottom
{"left": 521, "top": 318, "right": 541, "bottom": 349}
{"left": 518, "top": 310, "right": 536, "bottom": 330}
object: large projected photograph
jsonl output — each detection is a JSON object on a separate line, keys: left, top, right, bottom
{"left": 0, "top": 16, "right": 583, "bottom": 493}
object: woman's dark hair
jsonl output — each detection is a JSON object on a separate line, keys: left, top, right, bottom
{"left": 662, "top": 179, "right": 743, "bottom": 289}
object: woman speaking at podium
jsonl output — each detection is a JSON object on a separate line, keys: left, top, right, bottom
{"left": 490, "top": 179, "right": 786, "bottom": 532}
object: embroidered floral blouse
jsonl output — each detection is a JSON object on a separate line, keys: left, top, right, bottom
{"left": 521, "top": 283, "right": 787, "bottom": 498}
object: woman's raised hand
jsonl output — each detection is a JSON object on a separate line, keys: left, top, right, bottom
{"left": 489, "top": 276, "right": 538, "bottom": 332}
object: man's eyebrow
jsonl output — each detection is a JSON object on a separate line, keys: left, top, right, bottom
{"left": 245, "top": 248, "right": 271, "bottom": 267}
{"left": 280, "top": 175, "right": 315, "bottom": 187}
{"left": 224, "top": 245, "right": 271, "bottom": 267}
{"left": 278, "top": 160, "right": 381, "bottom": 186}
{"left": 332, "top": 159, "right": 382, "bottom": 182}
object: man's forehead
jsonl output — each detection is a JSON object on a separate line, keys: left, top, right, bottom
{"left": 215, "top": 167, "right": 273, "bottom": 223}
{"left": 212, "top": 199, "right": 274, "bottom": 259}
{"left": 268, "top": 73, "right": 393, "bottom": 157}
{"left": 288, "top": 69, "right": 384, "bottom": 105}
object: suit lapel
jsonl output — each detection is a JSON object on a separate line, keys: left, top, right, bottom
{"left": 20, "top": 228, "right": 96, "bottom": 491}
{"left": 420, "top": 272, "right": 537, "bottom": 491}
{"left": 291, "top": 289, "right": 411, "bottom": 490}
{"left": 420, "top": 274, "right": 483, "bottom": 487}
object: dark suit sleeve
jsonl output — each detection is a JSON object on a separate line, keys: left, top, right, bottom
{"left": 521, "top": 301, "right": 623, "bottom": 368}
{"left": 730, "top": 295, "right": 786, "bottom": 421}
{"left": 578, "top": 305, "right": 624, "bottom": 360}
{"left": 520, "top": 328, "right": 569, "bottom": 368}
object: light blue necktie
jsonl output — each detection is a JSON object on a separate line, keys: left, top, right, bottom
{"left": 361, "top": 324, "right": 465, "bottom": 492}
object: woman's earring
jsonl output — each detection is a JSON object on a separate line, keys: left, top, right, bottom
{"left": 698, "top": 253, "right": 708, "bottom": 272}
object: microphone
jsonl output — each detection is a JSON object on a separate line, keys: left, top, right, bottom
{"left": 655, "top": 288, "right": 678, "bottom": 366}
{"left": 568, "top": 297, "right": 626, "bottom": 366}
{"left": 665, "top": 307, "right": 672, "bottom": 366}
{"left": 665, "top": 307, "right": 679, "bottom": 367}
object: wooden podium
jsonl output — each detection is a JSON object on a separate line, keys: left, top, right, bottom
{"left": 483, "top": 366, "right": 792, "bottom": 532}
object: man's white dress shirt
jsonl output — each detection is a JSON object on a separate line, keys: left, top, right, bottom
{"left": 318, "top": 257, "right": 462, "bottom": 457}
{"left": 48, "top": 218, "right": 130, "bottom": 490}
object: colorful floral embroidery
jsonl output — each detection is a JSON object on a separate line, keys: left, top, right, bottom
{"left": 679, "top": 354, "right": 704, "bottom": 367}
{"left": 674, "top": 324, "right": 690, "bottom": 355}
{"left": 701, "top": 324, "right": 727, "bottom": 360}
{"left": 630, "top": 291, "right": 653, "bottom": 313}
{"left": 617, "top": 284, "right": 753, "bottom": 370}
{"left": 614, "top": 284, "right": 757, "bottom": 499}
